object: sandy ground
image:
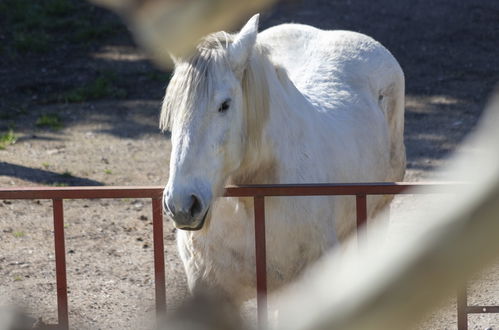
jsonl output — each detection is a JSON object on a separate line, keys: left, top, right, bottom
{"left": 1, "top": 105, "right": 498, "bottom": 330}
{"left": 1, "top": 0, "right": 499, "bottom": 329}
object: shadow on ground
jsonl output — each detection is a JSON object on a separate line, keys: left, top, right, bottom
{"left": 0, "top": 162, "right": 103, "bottom": 186}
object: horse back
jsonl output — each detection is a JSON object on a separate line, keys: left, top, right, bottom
{"left": 260, "top": 23, "right": 406, "bottom": 182}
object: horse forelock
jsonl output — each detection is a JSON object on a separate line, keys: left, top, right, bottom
{"left": 160, "top": 32, "right": 234, "bottom": 131}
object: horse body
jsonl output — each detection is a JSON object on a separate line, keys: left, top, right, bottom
{"left": 162, "top": 15, "right": 405, "bottom": 304}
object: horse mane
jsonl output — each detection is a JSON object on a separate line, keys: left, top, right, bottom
{"left": 160, "top": 32, "right": 233, "bottom": 131}
{"left": 237, "top": 40, "right": 273, "bottom": 180}
{"left": 160, "top": 30, "right": 277, "bottom": 182}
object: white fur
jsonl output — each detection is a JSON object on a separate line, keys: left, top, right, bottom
{"left": 162, "top": 14, "right": 406, "bottom": 304}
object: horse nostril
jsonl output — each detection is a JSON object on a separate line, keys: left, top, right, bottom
{"left": 189, "top": 194, "right": 202, "bottom": 218}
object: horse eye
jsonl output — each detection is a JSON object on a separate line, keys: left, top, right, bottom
{"left": 218, "top": 100, "right": 230, "bottom": 113}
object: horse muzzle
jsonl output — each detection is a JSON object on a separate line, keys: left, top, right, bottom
{"left": 172, "top": 209, "right": 209, "bottom": 231}
{"left": 164, "top": 186, "right": 211, "bottom": 231}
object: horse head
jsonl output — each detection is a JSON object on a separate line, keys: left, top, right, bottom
{"left": 161, "top": 15, "right": 263, "bottom": 230}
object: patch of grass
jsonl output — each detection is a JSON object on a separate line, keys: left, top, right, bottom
{"left": 0, "top": 0, "right": 123, "bottom": 56}
{"left": 0, "top": 113, "right": 12, "bottom": 121}
{"left": 13, "top": 231, "right": 25, "bottom": 238}
{"left": 13, "top": 31, "right": 50, "bottom": 53}
{"left": 36, "top": 113, "right": 63, "bottom": 130}
{"left": 1, "top": 1, "right": 58, "bottom": 54}
{"left": 42, "top": 162, "right": 50, "bottom": 169}
{"left": 0, "top": 106, "right": 28, "bottom": 121}
{"left": 63, "top": 73, "right": 126, "bottom": 103}
{"left": 44, "top": 0, "right": 75, "bottom": 17}
{"left": 50, "top": 182, "right": 69, "bottom": 187}
{"left": 145, "top": 71, "right": 172, "bottom": 83}
{"left": 60, "top": 171, "right": 73, "bottom": 178}
{"left": 0, "top": 129, "right": 17, "bottom": 150}
{"left": 71, "top": 21, "right": 118, "bottom": 43}
{"left": 13, "top": 276, "right": 23, "bottom": 282}
{"left": 104, "top": 169, "right": 112, "bottom": 175}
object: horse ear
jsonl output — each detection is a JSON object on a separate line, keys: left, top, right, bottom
{"left": 228, "top": 14, "right": 259, "bottom": 74}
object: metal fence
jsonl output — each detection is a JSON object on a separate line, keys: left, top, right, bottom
{"left": 0, "top": 183, "right": 495, "bottom": 329}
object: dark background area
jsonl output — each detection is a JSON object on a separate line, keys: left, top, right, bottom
{"left": 1, "top": 0, "right": 499, "bottom": 176}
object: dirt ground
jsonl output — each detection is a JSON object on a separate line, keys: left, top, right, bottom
{"left": 1, "top": 0, "right": 499, "bottom": 329}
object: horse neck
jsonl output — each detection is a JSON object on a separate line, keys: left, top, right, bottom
{"left": 230, "top": 46, "right": 315, "bottom": 185}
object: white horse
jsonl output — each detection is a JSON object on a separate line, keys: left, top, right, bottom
{"left": 161, "top": 14, "right": 405, "bottom": 304}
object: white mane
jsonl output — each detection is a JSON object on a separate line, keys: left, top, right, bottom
{"left": 160, "top": 32, "right": 233, "bottom": 131}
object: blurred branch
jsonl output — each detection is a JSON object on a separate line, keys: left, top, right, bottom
{"left": 277, "top": 92, "right": 499, "bottom": 330}
{"left": 89, "top": 0, "right": 277, "bottom": 69}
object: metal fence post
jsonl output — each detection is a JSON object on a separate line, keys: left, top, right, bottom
{"left": 152, "top": 198, "right": 166, "bottom": 315}
{"left": 457, "top": 285, "right": 468, "bottom": 330}
{"left": 53, "top": 198, "right": 69, "bottom": 330}
{"left": 254, "top": 196, "right": 268, "bottom": 329}
{"left": 356, "top": 194, "right": 368, "bottom": 245}
{"left": 1, "top": 183, "right": 487, "bottom": 329}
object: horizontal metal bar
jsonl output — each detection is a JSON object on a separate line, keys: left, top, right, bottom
{"left": 0, "top": 186, "right": 164, "bottom": 200}
{"left": 0, "top": 183, "right": 467, "bottom": 200}
{"left": 224, "top": 182, "right": 466, "bottom": 197}
{"left": 467, "top": 306, "right": 499, "bottom": 313}
{"left": 39, "top": 325, "right": 61, "bottom": 329}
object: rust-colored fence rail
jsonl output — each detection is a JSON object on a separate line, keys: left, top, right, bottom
{"left": 0, "top": 183, "right": 494, "bottom": 329}
{"left": 0, "top": 187, "right": 165, "bottom": 330}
